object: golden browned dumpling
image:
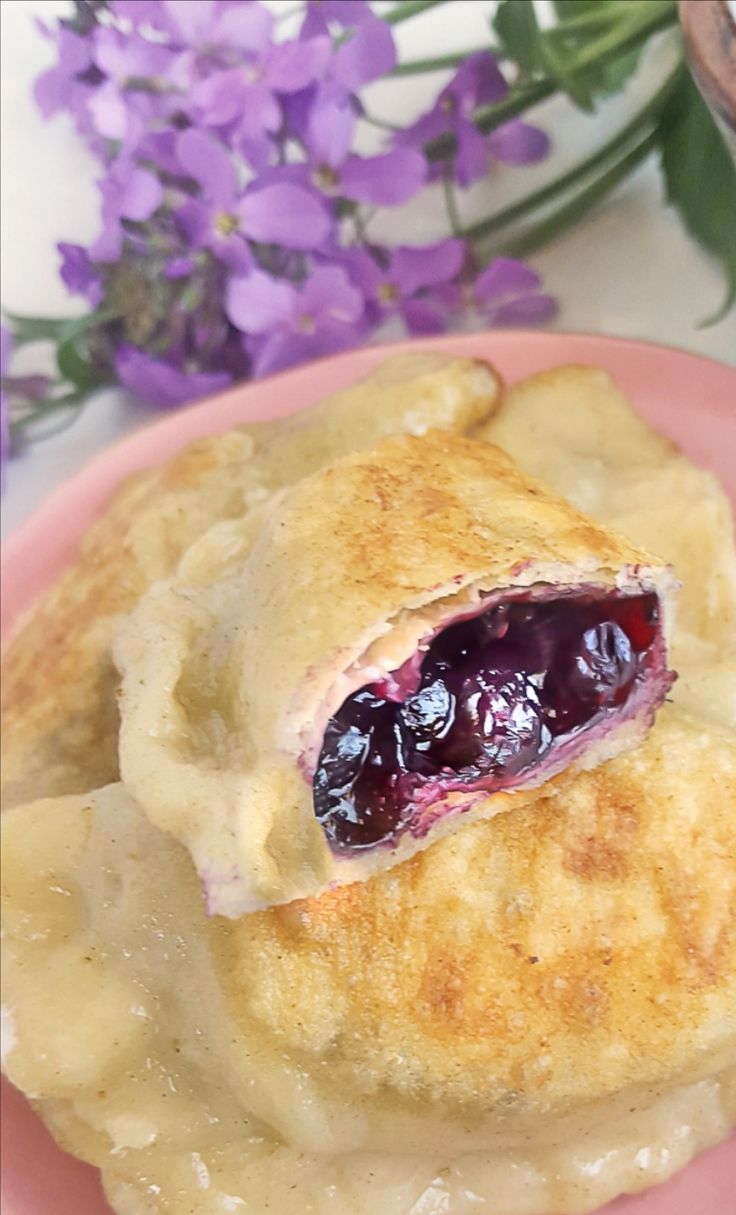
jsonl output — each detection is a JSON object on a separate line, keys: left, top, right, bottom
{"left": 115, "top": 430, "right": 674, "bottom": 914}
{"left": 2, "top": 699, "right": 734, "bottom": 1215}
{"left": 1, "top": 352, "right": 500, "bottom": 810}
{"left": 479, "top": 364, "right": 736, "bottom": 653}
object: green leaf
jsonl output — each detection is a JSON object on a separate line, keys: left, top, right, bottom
{"left": 2, "top": 314, "right": 73, "bottom": 345}
{"left": 658, "top": 74, "right": 736, "bottom": 321}
{"left": 538, "top": 31, "right": 597, "bottom": 110}
{"left": 492, "top": 0, "right": 543, "bottom": 76}
{"left": 3, "top": 308, "right": 112, "bottom": 348}
{"left": 546, "top": 0, "right": 652, "bottom": 103}
{"left": 56, "top": 335, "right": 109, "bottom": 392}
{"left": 553, "top": 0, "right": 617, "bottom": 20}
{"left": 600, "top": 44, "right": 641, "bottom": 94}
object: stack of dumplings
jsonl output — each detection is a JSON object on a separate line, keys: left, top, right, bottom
{"left": 2, "top": 353, "right": 734, "bottom": 1215}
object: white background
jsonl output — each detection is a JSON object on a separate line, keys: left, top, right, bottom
{"left": 2, "top": 0, "right": 735, "bottom": 536}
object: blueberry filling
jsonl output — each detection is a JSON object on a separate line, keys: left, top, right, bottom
{"left": 313, "top": 592, "right": 661, "bottom": 851}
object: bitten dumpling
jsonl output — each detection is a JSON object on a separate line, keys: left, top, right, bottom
{"left": 115, "top": 432, "right": 675, "bottom": 914}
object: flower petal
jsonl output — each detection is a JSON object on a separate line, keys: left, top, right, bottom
{"left": 118, "top": 167, "right": 163, "bottom": 221}
{"left": 211, "top": 3, "right": 275, "bottom": 53}
{"left": 176, "top": 129, "right": 235, "bottom": 207}
{"left": 33, "top": 29, "right": 90, "bottom": 117}
{"left": 320, "top": 0, "right": 374, "bottom": 25}
{"left": 93, "top": 26, "right": 174, "bottom": 81}
{"left": 491, "top": 293, "right": 558, "bottom": 326}
{"left": 331, "top": 17, "right": 396, "bottom": 90}
{"left": 447, "top": 52, "right": 508, "bottom": 113}
{"left": 165, "top": 255, "right": 195, "bottom": 280}
{"left": 87, "top": 80, "right": 129, "bottom": 140}
{"left": 488, "top": 120, "right": 551, "bottom": 166}
{"left": 391, "top": 239, "right": 465, "bottom": 294}
{"left": 300, "top": 265, "right": 364, "bottom": 323}
{"left": 336, "top": 247, "right": 385, "bottom": 296}
{"left": 175, "top": 199, "right": 215, "bottom": 249}
{"left": 400, "top": 298, "right": 449, "bottom": 335}
{"left": 225, "top": 269, "right": 296, "bottom": 334}
{"left": 115, "top": 344, "right": 231, "bottom": 408}
{"left": 306, "top": 95, "right": 355, "bottom": 168}
{"left": 265, "top": 37, "right": 332, "bottom": 94}
{"left": 237, "top": 183, "right": 331, "bottom": 249}
{"left": 238, "top": 81, "right": 281, "bottom": 141}
{"left": 474, "top": 257, "right": 542, "bottom": 302}
{"left": 111, "top": 1, "right": 168, "bottom": 29}
{"left": 191, "top": 68, "right": 250, "bottom": 127}
{"left": 160, "top": 0, "right": 218, "bottom": 44}
{"left": 340, "top": 148, "right": 427, "bottom": 205}
{"left": 249, "top": 319, "right": 361, "bottom": 377}
{"left": 398, "top": 106, "right": 448, "bottom": 151}
{"left": 454, "top": 121, "right": 490, "bottom": 187}
{"left": 58, "top": 242, "right": 103, "bottom": 305}
{"left": 89, "top": 213, "right": 123, "bottom": 263}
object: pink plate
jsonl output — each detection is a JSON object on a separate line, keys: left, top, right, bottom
{"left": 2, "top": 331, "right": 735, "bottom": 1214}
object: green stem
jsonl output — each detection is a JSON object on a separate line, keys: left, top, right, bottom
{"left": 360, "top": 109, "right": 402, "bottom": 133}
{"left": 544, "top": 5, "right": 624, "bottom": 33}
{"left": 393, "top": 3, "right": 642, "bottom": 78}
{"left": 442, "top": 171, "right": 462, "bottom": 235}
{"left": 392, "top": 48, "right": 491, "bottom": 77}
{"left": 458, "top": 66, "right": 684, "bottom": 244}
{"left": 385, "top": 0, "right": 448, "bottom": 25}
{"left": 502, "top": 128, "right": 660, "bottom": 259}
{"left": 9, "top": 389, "right": 89, "bottom": 436}
{"left": 424, "top": 0, "right": 678, "bottom": 161}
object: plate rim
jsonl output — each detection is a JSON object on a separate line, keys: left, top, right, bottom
{"left": 3, "top": 328, "right": 735, "bottom": 639}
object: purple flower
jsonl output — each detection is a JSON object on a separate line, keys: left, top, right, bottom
{"left": 345, "top": 240, "right": 466, "bottom": 333}
{"left": 115, "top": 344, "right": 231, "bottom": 408}
{"left": 34, "top": 27, "right": 94, "bottom": 119}
{"left": 330, "top": 16, "right": 396, "bottom": 89}
{"left": 301, "top": 0, "right": 374, "bottom": 39}
{"left": 300, "top": 0, "right": 396, "bottom": 91}
{"left": 158, "top": 0, "right": 275, "bottom": 59}
{"left": 226, "top": 265, "right": 365, "bottom": 376}
{"left": 473, "top": 258, "right": 557, "bottom": 323}
{"left": 305, "top": 90, "right": 426, "bottom": 205}
{"left": 175, "top": 129, "right": 332, "bottom": 266}
{"left": 89, "top": 154, "right": 163, "bottom": 262}
{"left": 165, "top": 255, "right": 196, "bottom": 280}
{"left": 24, "top": 1, "right": 557, "bottom": 435}
{"left": 193, "top": 39, "right": 331, "bottom": 170}
{"left": 440, "top": 258, "right": 557, "bottom": 326}
{"left": 488, "top": 119, "right": 551, "bottom": 166}
{"left": 87, "top": 26, "right": 180, "bottom": 144}
{"left": 110, "top": 1, "right": 170, "bottom": 30}
{"left": 400, "top": 52, "right": 549, "bottom": 186}
{"left": 58, "top": 243, "right": 103, "bottom": 306}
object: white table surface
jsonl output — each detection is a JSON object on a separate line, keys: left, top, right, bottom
{"left": 2, "top": 0, "right": 735, "bottom": 538}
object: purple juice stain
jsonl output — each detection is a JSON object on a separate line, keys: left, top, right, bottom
{"left": 313, "top": 592, "right": 659, "bottom": 851}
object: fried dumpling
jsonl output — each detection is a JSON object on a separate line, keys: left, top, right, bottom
{"left": 115, "top": 431, "right": 675, "bottom": 914}
{"left": 1, "top": 353, "right": 499, "bottom": 810}
{"left": 479, "top": 364, "right": 736, "bottom": 651}
{"left": 2, "top": 701, "right": 734, "bottom": 1215}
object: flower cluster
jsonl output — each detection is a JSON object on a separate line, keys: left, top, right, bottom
{"left": 22, "top": 0, "right": 553, "bottom": 409}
